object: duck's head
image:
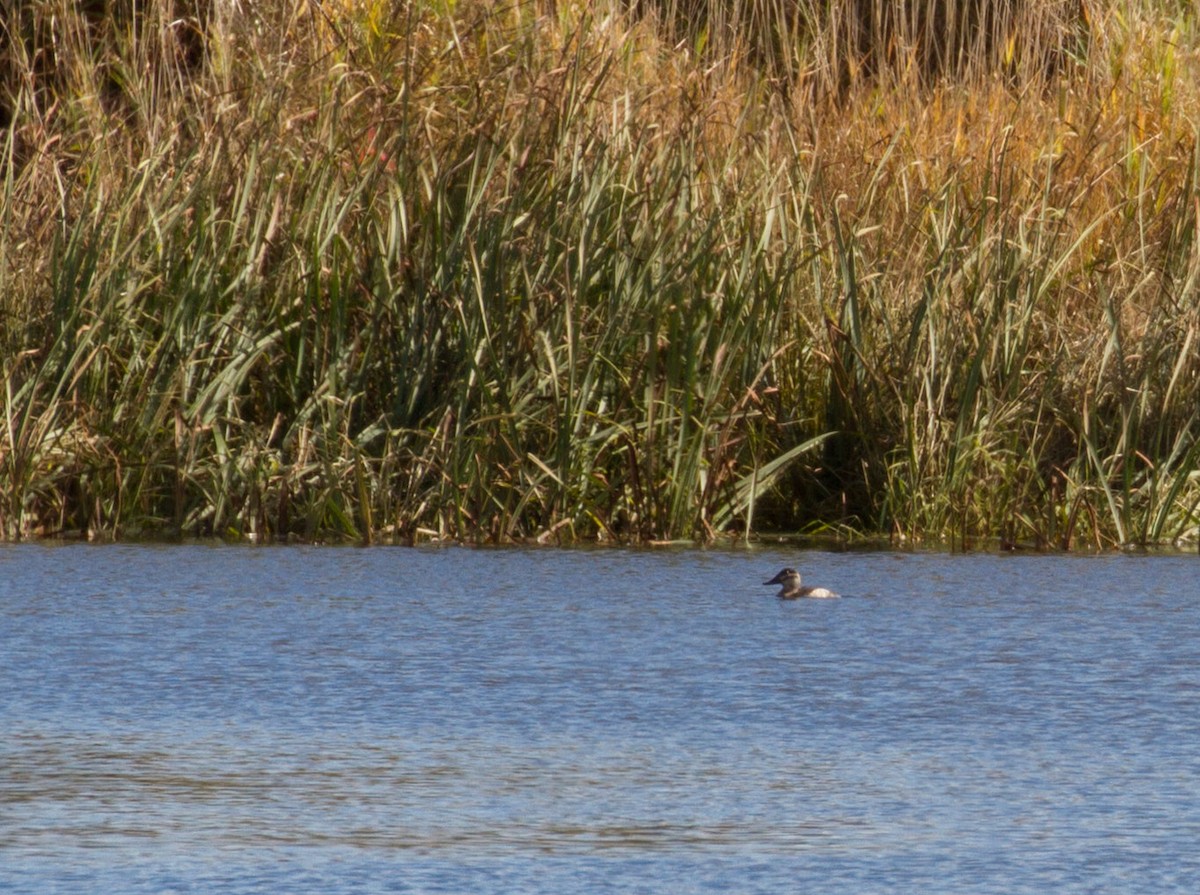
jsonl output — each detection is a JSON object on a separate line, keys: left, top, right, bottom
{"left": 763, "top": 567, "right": 801, "bottom": 588}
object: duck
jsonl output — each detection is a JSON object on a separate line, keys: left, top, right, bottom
{"left": 763, "top": 567, "right": 838, "bottom": 599}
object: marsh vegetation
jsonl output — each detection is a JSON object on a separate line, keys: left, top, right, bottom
{"left": 2, "top": 0, "right": 1199, "bottom": 547}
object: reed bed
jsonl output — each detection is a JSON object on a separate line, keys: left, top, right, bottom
{"left": 2, "top": 0, "right": 1199, "bottom": 547}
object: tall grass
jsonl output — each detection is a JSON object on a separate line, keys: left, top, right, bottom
{"left": 2, "top": 0, "right": 1199, "bottom": 547}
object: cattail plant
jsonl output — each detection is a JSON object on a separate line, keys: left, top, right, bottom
{"left": 1, "top": 0, "right": 1198, "bottom": 547}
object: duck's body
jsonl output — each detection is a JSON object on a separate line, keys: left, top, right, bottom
{"left": 763, "top": 567, "right": 838, "bottom": 599}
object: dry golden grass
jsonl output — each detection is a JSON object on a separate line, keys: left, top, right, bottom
{"left": 2, "top": 0, "right": 1198, "bottom": 545}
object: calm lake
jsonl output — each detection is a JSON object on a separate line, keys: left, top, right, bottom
{"left": 2, "top": 544, "right": 1199, "bottom": 893}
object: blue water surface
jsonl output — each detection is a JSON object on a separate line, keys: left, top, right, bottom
{"left": 2, "top": 544, "right": 1198, "bottom": 893}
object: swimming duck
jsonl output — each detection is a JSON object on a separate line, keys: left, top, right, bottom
{"left": 763, "top": 567, "right": 838, "bottom": 599}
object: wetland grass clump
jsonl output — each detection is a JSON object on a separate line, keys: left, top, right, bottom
{"left": 2, "top": 0, "right": 1200, "bottom": 548}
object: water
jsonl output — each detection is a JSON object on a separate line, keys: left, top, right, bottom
{"left": 2, "top": 544, "right": 1199, "bottom": 893}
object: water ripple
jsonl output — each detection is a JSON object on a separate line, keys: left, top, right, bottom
{"left": 3, "top": 545, "right": 1200, "bottom": 893}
